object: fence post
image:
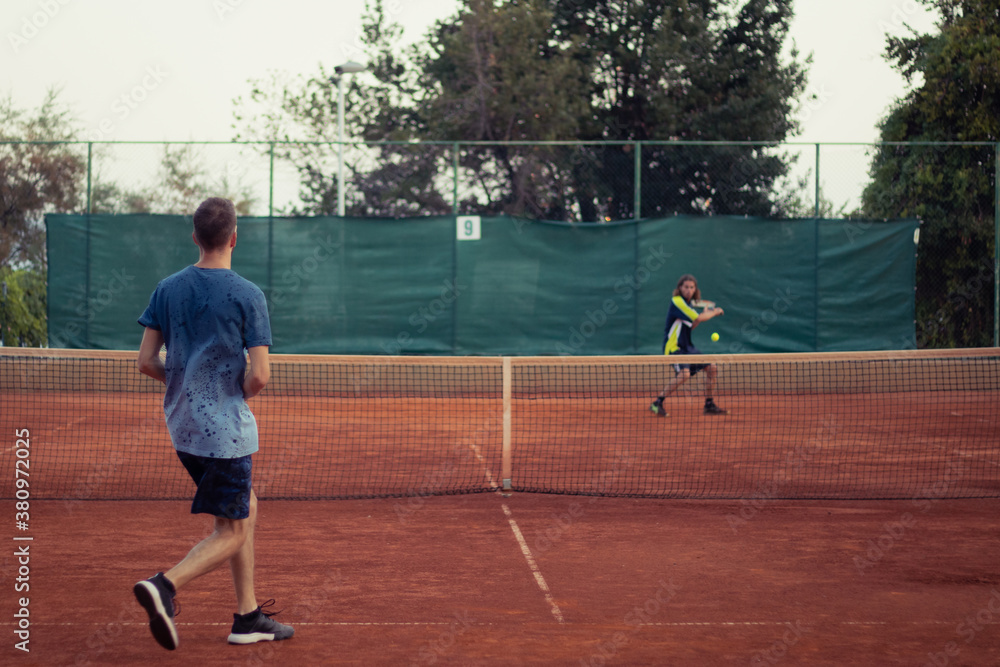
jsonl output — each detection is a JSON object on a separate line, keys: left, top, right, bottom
{"left": 453, "top": 142, "right": 460, "bottom": 214}
{"left": 633, "top": 141, "right": 641, "bottom": 220}
{"left": 995, "top": 142, "right": 999, "bottom": 346}
{"left": 814, "top": 143, "right": 820, "bottom": 218}
{"left": 86, "top": 142, "right": 93, "bottom": 214}
{"left": 268, "top": 142, "right": 275, "bottom": 218}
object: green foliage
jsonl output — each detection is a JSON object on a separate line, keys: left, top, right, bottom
{"left": 0, "top": 266, "right": 46, "bottom": 347}
{"left": 548, "top": 0, "right": 808, "bottom": 218}
{"left": 0, "top": 89, "right": 85, "bottom": 270}
{"left": 91, "top": 145, "right": 256, "bottom": 215}
{"left": 861, "top": 0, "right": 998, "bottom": 348}
{"left": 233, "top": 0, "right": 809, "bottom": 220}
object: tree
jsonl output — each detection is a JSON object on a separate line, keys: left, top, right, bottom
{"left": 90, "top": 144, "right": 256, "bottom": 215}
{"left": 232, "top": 0, "right": 451, "bottom": 216}
{"left": 0, "top": 266, "right": 46, "bottom": 346}
{"left": 547, "top": 0, "right": 808, "bottom": 218}
{"left": 0, "top": 89, "right": 85, "bottom": 270}
{"left": 861, "top": 0, "right": 998, "bottom": 348}
{"left": 408, "top": 0, "right": 592, "bottom": 218}
{"left": 0, "top": 90, "right": 84, "bottom": 347}
{"left": 234, "top": 0, "right": 809, "bottom": 221}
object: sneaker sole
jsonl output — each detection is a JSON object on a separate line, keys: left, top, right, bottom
{"left": 133, "top": 581, "right": 179, "bottom": 650}
{"left": 227, "top": 629, "right": 294, "bottom": 644}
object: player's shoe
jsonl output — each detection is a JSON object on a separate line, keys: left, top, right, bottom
{"left": 649, "top": 398, "right": 668, "bottom": 417}
{"left": 227, "top": 599, "right": 295, "bottom": 644}
{"left": 703, "top": 399, "right": 728, "bottom": 415}
{"left": 133, "top": 572, "right": 179, "bottom": 650}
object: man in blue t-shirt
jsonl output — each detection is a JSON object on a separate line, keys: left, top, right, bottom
{"left": 650, "top": 273, "right": 727, "bottom": 417}
{"left": 132, "top": 197, "right": 293, "bottom": 650}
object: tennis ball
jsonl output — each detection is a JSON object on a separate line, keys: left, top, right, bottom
{"left": 711, "top": 332, "right": 720, "bottom": 342}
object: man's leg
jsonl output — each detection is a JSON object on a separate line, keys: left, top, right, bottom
{"left": 702, "top": 365, "right": 728, "bottom": 415}
{"left": 165, "top": 514, "right": 251, "bottom": 590}
{"left": 704, "top": 364, "right": 717, "bottom": 397}
{"left": 230, "top": 490, "right": 258, "bottom": 614}
{"left": 226, "top": 488, "right": 293, "bottom": 645}
{"left": 651, "top": 369, "right": 692, "bottom": 416}
{"left": 133, "top": 515, "right": 250, "bottom": 651}
{"left": 663, "top": 369, "right": 692, "bottom": 398}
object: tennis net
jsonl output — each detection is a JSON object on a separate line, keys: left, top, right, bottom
{"left": 1, "top": 348, "right": 998, "bottom": 501}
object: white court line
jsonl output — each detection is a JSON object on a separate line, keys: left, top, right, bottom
{"left": 501, "top": 502, "right": 565, "bottom": 623}
{"left": 469, "top": 443, "right": 501, "bottom": 491}
{"left": 954, "top": 449, "right": 1000, "bottom": 468}
{"left": 54, "top": 416, "right": 90, "bottom": 433}
{"left": 470, "top": 443, "right": 565, "bottom": 624}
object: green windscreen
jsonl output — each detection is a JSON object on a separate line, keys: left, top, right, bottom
{"left": 46, "top": 214, "right": 918, "bottom": 354}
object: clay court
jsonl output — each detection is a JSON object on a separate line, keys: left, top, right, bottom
{"left": 5, "top": 495, "right": 1000, "bottom": 665}
{"left": 2, "top": 348, "right": 999, "bottom": 664}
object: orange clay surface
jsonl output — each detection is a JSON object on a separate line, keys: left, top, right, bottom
{"left": 2, "top": 495, "right": 999, "bottom": 666}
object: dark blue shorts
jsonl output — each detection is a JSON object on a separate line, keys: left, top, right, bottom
{"left": 176, "top": 451, "right": 253, "bottom": 520}
{"left": 669, "top": 347, "right": 709, "bottom": 377}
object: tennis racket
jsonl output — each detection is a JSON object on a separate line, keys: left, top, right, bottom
{"left": 691, "top": 299, "right": 717, "bottom": 310}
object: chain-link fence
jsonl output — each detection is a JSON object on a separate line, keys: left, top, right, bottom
{"left": 3, "top": 139, "right": 987, "bottom": 219}
{"left": 2, "top": 140, "right": 997, "bottom": 348}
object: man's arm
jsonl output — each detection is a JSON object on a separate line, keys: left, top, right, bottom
{"left": 243, "top": 345, "right": 270, "bottom": 398}
{"left": 137, "top": 327, "right": 166, "bottom": 384}
{"left": 693, "top": 307, "right": 724, "bottom": 329}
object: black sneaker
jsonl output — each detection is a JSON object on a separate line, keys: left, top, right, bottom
{"left": 133, "top": 573, "right": 179, "bottom": 650}
{"left": 649, "top": 399, "right": 668, "bottom": 417}
{"left": 703, "top": 399, "right": 728, "bottom": 415}
{"left": 227, "top": 599, "right": 295, "bottom": 645}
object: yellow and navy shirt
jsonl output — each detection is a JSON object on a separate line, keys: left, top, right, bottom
{"left": 662, "top": 295, "right": 701, "bottom": 355}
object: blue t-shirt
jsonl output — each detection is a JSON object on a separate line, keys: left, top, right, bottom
{"left": 138, "top": 266, "right": 272, "bottom": 458}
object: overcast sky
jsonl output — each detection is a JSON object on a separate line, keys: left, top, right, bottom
{"left": 1, "top": 0, "right": 940, "bottom": 209}
{"left": 2, "top": 0, "right": 940, "bottom": 140}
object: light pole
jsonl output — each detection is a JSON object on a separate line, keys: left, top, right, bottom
{"left": 333, "top": 61, "right": 367, "bottom": 217}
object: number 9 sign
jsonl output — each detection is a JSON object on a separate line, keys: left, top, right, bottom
{"left": 457, "top": 216, "right": 481, "bottom": 241}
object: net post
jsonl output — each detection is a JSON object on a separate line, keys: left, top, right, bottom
{"left": 502, "top": 356, "right": 512, "bottom": 490}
